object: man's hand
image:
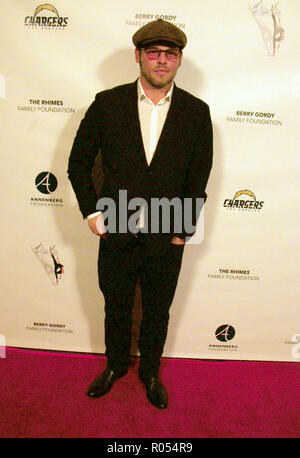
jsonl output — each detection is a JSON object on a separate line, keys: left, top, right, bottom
{"left": 171, "top": 236, "right": 185, "bottom": 245}
{"left": 87, "top": 213, "right": 107, "bottom": 238}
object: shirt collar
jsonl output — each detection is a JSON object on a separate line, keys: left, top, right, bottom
{"left": 138, "top": 78, "right": 174, "bottom": 105}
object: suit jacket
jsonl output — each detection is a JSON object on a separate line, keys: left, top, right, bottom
{"left": 68, "top": 80, "right": 213, "bottom": 253}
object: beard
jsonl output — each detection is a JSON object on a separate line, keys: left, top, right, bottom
{"left": 140, "top": 63, "right": 174, "bottom": 89}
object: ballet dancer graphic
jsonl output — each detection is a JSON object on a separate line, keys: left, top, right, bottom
{"left": 32, "top": 243, "right": 64, "bottom": 285}
{"left": 249, "top": 1, "right": 285, "bottom": 56}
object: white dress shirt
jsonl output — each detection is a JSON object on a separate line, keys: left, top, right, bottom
{"left": 137, "top": 78, "right": 173, "bottom": 165}
{"left": 88, "top": 78, "right": 173, "bottom": 225}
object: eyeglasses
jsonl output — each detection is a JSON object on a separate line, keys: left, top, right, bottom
{"left": 142, "top": 47, "right": 181, "bottom": 62}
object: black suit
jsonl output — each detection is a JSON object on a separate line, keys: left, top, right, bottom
{"left": 68, "top": 80, "right": 213, "bottom": 373}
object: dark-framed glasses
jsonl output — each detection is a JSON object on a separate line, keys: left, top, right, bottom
{"left": 142, "top": 47, "right": 181, "bottom": 62}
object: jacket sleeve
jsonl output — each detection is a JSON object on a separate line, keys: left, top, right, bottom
{"left": 176, "top": 103, "right": 213, "bottom": 240}
{"left": 67, "top": 93, "right": 102, "bottom": 218}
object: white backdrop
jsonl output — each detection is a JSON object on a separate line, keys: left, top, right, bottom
{"left": 1, "top": 0, "right": 299, "bottom": 361}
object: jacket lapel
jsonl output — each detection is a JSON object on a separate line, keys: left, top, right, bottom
{"left": 150, "top": 83, "right": 185, "bottom": 168}
{"left": 122, "top": 80, "right": 149, "bottom": 168}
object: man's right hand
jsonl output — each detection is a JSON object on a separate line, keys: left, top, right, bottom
{"left": 87, "top": 213, "right": 107, "bottom": 238}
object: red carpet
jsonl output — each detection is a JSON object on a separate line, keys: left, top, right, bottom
{"left": 0, "top": 347, "right": 299, "bottom": 438}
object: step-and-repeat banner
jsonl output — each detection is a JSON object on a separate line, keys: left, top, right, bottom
{"left": 1, "top": 1, "right": 299, "bottom": 361}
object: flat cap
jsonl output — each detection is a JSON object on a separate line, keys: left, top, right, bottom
{"left": 132, "top": 18, "right": 187, "bottom": 49}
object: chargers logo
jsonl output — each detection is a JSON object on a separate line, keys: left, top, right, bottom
{"left": 25, "top": 4, "right": 68, "bottom": 28}
{"left": 224, "top": 189, "right": 264, "bottom": 211}
{"left": 34, "top": 4, "right": 59, "bottom": 18}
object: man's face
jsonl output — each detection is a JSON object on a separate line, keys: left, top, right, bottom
{"left": 135, "top": 44, "right": 182, "bottom": 89}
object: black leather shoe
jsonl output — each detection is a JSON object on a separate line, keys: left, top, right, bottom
{"left": 140, "top": 374, "right": 168, "bottom": 409}
{"left": 86, "top": 368, "right": 127, "bottom": 398}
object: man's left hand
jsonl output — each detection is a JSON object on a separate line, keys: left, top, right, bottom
{"left": 171, "top": 236, "right": 185, "bottom": 245}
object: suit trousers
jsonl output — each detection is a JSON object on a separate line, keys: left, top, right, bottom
{"left": 98, "top": 234, "right": 184, "bottom": 375}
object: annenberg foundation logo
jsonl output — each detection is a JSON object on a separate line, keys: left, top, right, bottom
{"left": 249, "top": 0, "right": 285, "bottom": 56}
{"left": 24, "top": 3, "right": 68, "bottom": 29}
{"left": 223, "top": 189, "right": 264, "bottom": 211}
{"left": 30, "top": 172, "right": 63, "bottom": 207}
{"left": 35, "top": 172, "right": 57, "bottom": 194}
{"left": 208, "top": 325, "right": 238, "bottom": 352}
{"left": 215, "top": 325, "right": 236, "bottom": 342}
{"left": 32, "top": 243, "right": 64, "bottom": 285}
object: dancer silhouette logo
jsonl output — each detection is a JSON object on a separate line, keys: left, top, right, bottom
{"left": 35, "top": 172, "right": 57, "bottom": 194}
{"left": 249, "top": 0, "right": 285, "bottom": 56}
{"left": 32, "top": 244, "right": 64, "bottom": 285}
{"left": 215, "top": 325, "right": 236, "bottom": 342}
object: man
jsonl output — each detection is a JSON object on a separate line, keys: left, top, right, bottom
{"left": 68, "top": 19, "right": 213, "bottom": 409}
